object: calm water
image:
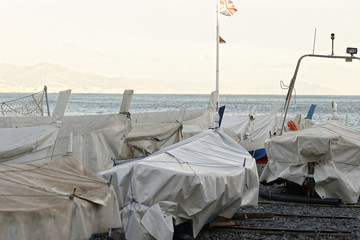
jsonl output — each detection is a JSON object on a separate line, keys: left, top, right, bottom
{"left": 1, "top": 92, "right": 360, "bottom": 130}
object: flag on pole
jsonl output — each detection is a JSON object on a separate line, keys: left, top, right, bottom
{"left": 219, "top": 0, "right": 237, "bottom": 16}
{"left": 219, "top": 36, "right": 226, "bottom": 44}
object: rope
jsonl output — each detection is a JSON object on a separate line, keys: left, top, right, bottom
{"left": 280, "top": 80, "right": 297, "bottom": 104}
{"left": 315, "top": 215, "right": 336, "bottom": 239}
{"left": 243, "top": 158, "right": 248, "bottom": 189}
{"left": 153, "top": 127, "right": 182, "bottom": 152}
{"left": 280, "top": 80, "right": 289, "bottom": 90}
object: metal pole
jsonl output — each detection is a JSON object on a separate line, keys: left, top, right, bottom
{"left": 44, "top": 85, "right": 50, "bottom": 116}
{"left": 279, "top": 55, "right": 305, "bottom": 135}
{"left": 215, "top": 0, "right": 220, "bottom": 111}
{"left": 67, "top": 132, "right": 73, "bottom": 153}
{"left": 312, "top": 28, "right": 317, "bottom": 55}
{"left": 279, "top": 54, "right": 360, "bottom": 135}
{"left": 331, "top": 33, "right": 335, "bottom": 56}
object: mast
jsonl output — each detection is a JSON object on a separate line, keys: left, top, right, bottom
{"left": 215, "top": 0, "right": 220, "bottom": 112}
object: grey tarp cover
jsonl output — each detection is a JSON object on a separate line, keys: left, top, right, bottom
{"left": 0, "top": 154, "right": 121, "bottom": 240}
{"left": 260, "top": 120, "right": 360, "bottom": 203}
{"left": 99, "top": 129, "right": 259, "bottom": 240}
{"left": 0, "top": 114, "right": 132, "bottom": 172}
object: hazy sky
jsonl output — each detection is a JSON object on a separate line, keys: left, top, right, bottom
{"left": 1, "top": 0, "right": 360, "bottom": 94}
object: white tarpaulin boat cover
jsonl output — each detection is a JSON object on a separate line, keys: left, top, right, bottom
{"left": 119, "top": 122, "right": 182, "bottom": 160}
{"left": 99, "top": 129, "right": 259, "bottom": 240}
{"left": 118, "top": 91, "right": 217, "bottom": 160}
{"left": 0, "top": 114, "right": 132, "bottom": 172}
{"left": 260, "top": 120, "right": 360, "bottom": 203}
{"left": 0, "top": 122, "right": 60, "bottom": 164}
{"left": 131, "top": 91, "right": 217, "bottom": 138}
{"left": 181, "top": 91, "right": 217, "bottom": 138}
{"left": 0, "top": 90, "right": 71, "bottom": 164}
{"left": 0, "top": 154, "right": 121, "bottom": 240}
{"left": 221, "top": 102, "right": 279, "bottom": 153}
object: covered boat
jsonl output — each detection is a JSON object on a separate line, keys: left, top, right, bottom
{"left": 0, "top": 154, "right": 121, "bottom": 240}
{"left": 119, "top": 122, "right": 182, "bottom": 160}
{"left": 0, "top": 90, "right": 132, "bottom": 172}
{"left": 118, "top": 91, "right": 218, "bottom": 160}
{"left": 130, "top": 91, "right": 217, "bottom": 130}
{"left": 260, "top": 120, "right": 360, "bottom": 204}
{"left": 0, "top": 90, "right": 71, "bottom": 164}
{"left": 221, "top": 102, "right": 280, "bottom": 160}
{"left": 99, "top": 129, "right": 259, "bottom": 240}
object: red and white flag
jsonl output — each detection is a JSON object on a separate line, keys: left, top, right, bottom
{"left": 219, "top": 36, "right": 226, "bottom": 44}
{"left": 219, "top": 0, "right": 237, "bottom": 16}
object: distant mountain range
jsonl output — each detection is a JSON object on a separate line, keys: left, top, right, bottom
{"left": 0, "top": 62, "right": 340, "bottom": 95}
{"left": 0, "top": 63, "right": 188, "bottom": 94}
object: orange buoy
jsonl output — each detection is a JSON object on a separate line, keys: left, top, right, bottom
{"left": 287, "top": 120, "right": 298, "bottom": 131}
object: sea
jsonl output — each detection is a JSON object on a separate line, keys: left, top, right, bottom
{"left": 1, "top": 93, "right": 360, "bottom": 130}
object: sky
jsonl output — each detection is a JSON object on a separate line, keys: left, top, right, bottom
{"left": 1, "top": 0, "right": 360, "bottom": 95}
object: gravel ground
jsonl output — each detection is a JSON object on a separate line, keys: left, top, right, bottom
{"left": 174, "top": 163, "right": 360, "bottom": 240}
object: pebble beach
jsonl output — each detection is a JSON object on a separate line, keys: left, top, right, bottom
{"left": 175, "top": 164, "right": 360, "bottom": 240}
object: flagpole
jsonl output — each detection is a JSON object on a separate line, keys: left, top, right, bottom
{"left": 214, "top": 0, "right": 236, "bottom": 127}
{"left": 216, "top": 0, "right": 220, "bottom": 112}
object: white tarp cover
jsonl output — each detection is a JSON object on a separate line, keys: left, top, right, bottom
{"left": 181, "top": 107, "right": 216, "bottom": 139}
{"left": 119, "top": 91, "right": 218, "bottom": 159}
{"left": 0, "top": 154, "right": 121, "bottom": 240}
{"left": 119, "top": 122, "right": 182, "bottom": 160}
{"left": 221, "top": 115, "right": 253, "bottom": 142}
{"left": 181, "top": 91, "right": 217, "bottom": 138}
{"left": 0, "top": 114, "right": 132, "bottom": 172}
{"left": 99, "top": 130, "right": 259, "bottom": 240}
{"left": 0, "top": 122, "right": 60, "bottom": 164}
{"left": 221, "top": 105, "right": 278, "bottom": 152}
{"left": 0, "top": 90, "right": 71, "bottom": 164}
{"left": 131, "top": 91, "right": 217, "bottom": 139}
{"left": 240, "top": 111, "right": 278, "bottom": 151}
{"left": 260, "top": 120, "right": 360, "bottom": 203}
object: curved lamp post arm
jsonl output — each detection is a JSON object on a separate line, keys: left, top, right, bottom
{"left": 279, "top": 54, "right": 360, "bottom": 136}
